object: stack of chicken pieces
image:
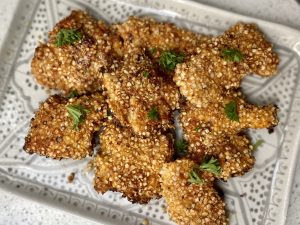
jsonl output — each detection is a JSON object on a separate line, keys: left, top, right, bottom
{"left": 24, "top": 11, "right": 279, "bottom": 225}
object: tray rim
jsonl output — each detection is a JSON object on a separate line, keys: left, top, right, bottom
{"left": 1, "top": 0, "right": 300, "bottom": 225}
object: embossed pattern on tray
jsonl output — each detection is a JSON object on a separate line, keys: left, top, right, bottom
{"left": 0, "top": 0, "right": 300, "bottom": 225}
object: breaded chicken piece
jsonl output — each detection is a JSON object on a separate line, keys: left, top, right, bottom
{"left": 112, "top": 16, "right": 208, "bottom": 57}
{"left": 94, "top": 122, "right": 173, "bottom": 203}
{"left": 103, "top": 48, "right": 180, "bottom": 136}
{"left": 31, "top": 10, "right": 115, "bottom": 94}
{"left": 180, "top": 106, "right": 255, "bottom": 179}
{"left": 181, "top": 95, "right": 278, "bottom": 135}
{"left": 24, "top": 93, "right": 107, "bottom": 159}
{"left": 174, "top": 23, "right": 279, "bottom": 108}
{"left": 161, "top": 159, "right": 228, "bottom": 225}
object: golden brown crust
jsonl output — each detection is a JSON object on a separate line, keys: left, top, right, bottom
{"left": 161, "top": 159, "right": 228, "bottom": 225}
{"left": 24, "top": 93, "right": 107, "bottom": 159}
{"left": 94, "top": 122, "right": 173, "bottom": 203}
{"left": 31, "top": 10, "right": 115, "bottom": 94}
{"left": 103, "top": 48, "right": 180, "bottom": 136}
{"left": 174, "top": 23, "right": 279, "bottom": 108}
{"left": 112, "top": 16, "right": 208, "bottom": 56}
{"left": 179, "top": 99, "right": 277, "bottom": 179}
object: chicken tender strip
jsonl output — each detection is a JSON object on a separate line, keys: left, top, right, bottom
{"left": 24, "top": 93, "right": 107, "bottom": 159}
{"left": 180, "top": 107, "right": 255, "bottom": 179}
{"left": 103, "top": 49, "right": 180, "bottom": 136}
{"left": 94, "top": 122, "right": 173, "bottom": 203}
{"left": 161, "top": 159, "right": 228, "bottom": 225}
{"left": 112, "top": 16, "right": 208, "bottom": 57}
{"left": 31, "top": 10, "right": 115, "bottom": 94}
{"left": 174, "top": 23, "right": 279, "bottom": 108}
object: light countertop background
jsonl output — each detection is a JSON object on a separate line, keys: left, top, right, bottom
{"left": 1, "top": 0, "right": 300, "bottom": 224}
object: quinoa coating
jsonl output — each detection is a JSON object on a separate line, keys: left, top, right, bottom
{"left": 24, "top": 93, "right": 107, "bottom": 159}
{"left": 181, "top": 94, "right": 278, "bottom": 135}
{"left": 174, "top": 23, "right": 279, "bottom": 108}
{"left": 31, "top": 10, "right": 115, "bottom": 94}
{"left": 161, "top": 159, "right": 228, "bottom": 225}
{"left": 103, "top": 48, "right": 180, "bottom": 136}
{"left": 94, "top": 122, "right": 173, "bottom": 204}
{"left": 179, "top": 100, "right": 277, "bottom": 179}
{"left": 112, "top": 16, "right": 209, "bottom": 56}
{"left": 180, "top": 108, "right": 255, "bottom": 179}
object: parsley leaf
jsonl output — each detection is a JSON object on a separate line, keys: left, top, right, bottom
{"left": 55, "top": 29, "right": 82, "bottom": 47}
{"left": 252, "top": 139, "right": 264, "bottom": 151}
{"left": 159, "top": 51, "right": 185, "bottom": 71}
{"left": 175, "top": 139, "right": 188, "bottom": 157}
{"left": 200, "top": 156, "right": 221, "bottom": 176}
{"left": 188, "top": 169, "right": 204, "bottom": 184}
{"left": 195, "top": 126, "right": 200, "bottom": 132}
{"left": 147, "top": 107, "right": 159, "bottom": 120}
{"left": 221, "top": 48, "right": 243, "bottom": 62}
{"left": 150, "top": 47, "right": 157, "bottom": 55}
{"left": 224, "top": 101, "right": 239, "bottom": 122}
{"left": 66, "top": 104, "right": 90, "bottom": 130}
{"left": 143, "top": 71, "right": 150, "bottom": 78}
{"left": 68, "top": 90, "right": 79, "bottom": 98}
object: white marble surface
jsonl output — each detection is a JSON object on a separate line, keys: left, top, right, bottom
{"left": 0, "top": 0, "right": 300, "bottom": 225}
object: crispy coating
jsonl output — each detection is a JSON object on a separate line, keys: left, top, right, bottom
{"left": 31, "top": 10, "right": 115, "bottom": 94}
{"left": 180, "top": 105, "right": 255, "bottom": 179}
{"left": 161, "top": 159, "right": 228, "bottom": 225}
{"left": 103, "top": 48, "right": 180, "bottom": 136}
{"left": 174, "top": 23, "right": 279, "bottom": 108}
{"left": 112, "top": 16, "right": 208, "bottom": 56}
{"left": 24, "top": 93, "right": 107, "bottom": 159}
{"left": 179, "top": 99, "right": 277, "bottom": 179}
{"left": 94, "top": 122, "right": 173, "bottom": 203}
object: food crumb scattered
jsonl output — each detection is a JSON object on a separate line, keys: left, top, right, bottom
{"left": 67, "top": 172, "right": 75, "bottom": 183}
{"left": 143, "top": 218, "right": 150, "bottom": 225}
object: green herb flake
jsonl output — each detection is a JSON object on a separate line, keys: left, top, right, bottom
{"left": 68, "top": 90, "right": 79, "bottom": 98}
{"left": 188, "top": 169, "right": 204, "bottom": 184}
{"left": 147, "top": 107, "right": 159, "bottom": 120}
{"left": 55, "top": 29, "right": 82, "bottom": 47}
{"left": 175, "top": 139, "right": 188, "bottom": 157}
{"left": 195, "top": 126, "right": 201, "bottom": 132}
{"left": 252, "top": 139, "right": 264, "bottom": 151}
{"left": 159, "top": 51, "right": 185, "bottom": 71}
{"left": 150, "top": 47, "right": 157, "bottom": 55}
{"left": 66, "top": 104, "right": 90, "bottom": 130}
{"left": 143, "top": 70, "right": 150, "bottom": 78}
{"left": 224, "top": 101, "right": 239, "bottom": 122}
{"left": 221, "top": 48, "right": 243, "bottom": 62}
{"left": 200, "top": 156, "right": 221, "bottom": 176}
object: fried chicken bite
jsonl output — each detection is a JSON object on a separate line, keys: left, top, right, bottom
{"left": 102, "top": 48, "right": 180, "bottom": 136}
{"left": 31, "top": 10, "right": 115, "bottom": 94}
{"left": 112, "top": 16, "right": 208, "bottom": 57}
{"left": 180, "top": 107, "right": 255, "bottom": 179}
{"left": 174, "top": 23, "right": 279, "bottom": 108}
{"left": 161, "top": 159, "right": 228, "bottom": 225}
{"left": 24, "top": 93, "right": 107, "bottom": 159}
{"left": 94, "top": 122, "right": 173, "bottom": 203}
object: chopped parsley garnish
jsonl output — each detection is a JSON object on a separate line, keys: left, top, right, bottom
{"left": 159, "top": 51, "right": 185, "bottom": 71}
{"left": 143, "top": 70, "right": 150, "bottom": 78}
{"left": 188, "top": 169, "right": 204, "bottom": 184}
{"left": 66, "top": 104, "right": 90, "bottom": 129}
{"left": 150, "top": 47, "right": 157, "bottom": 54}
{"left": 55, "top": 29, "right": 82, "bottom": 47}
{"left": 175, "top": 139, "right": 188, "bottom": 157}
{"left": 147, "top": 107, "right": 159, "bottom": 120}
{"left": 221, "top": 48, "right": 243, "bottom": 62}
{"left": 68, "top": 90, "right": 79, "bottom": 98}
{"left": 252, "top": 139, "right": 264, "bottom": 151}
{"left": 195, "top": 126, "right": 201, "bottom": 132}
{"left": 224, "top": 101, "right": 239, "bottom": 122}
{"left": 200, "top": 157, "right": 221, "bottom": 176}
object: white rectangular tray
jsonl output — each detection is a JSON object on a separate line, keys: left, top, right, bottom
{"left": 1, "top": 0, "right": 300, "bottom": 224}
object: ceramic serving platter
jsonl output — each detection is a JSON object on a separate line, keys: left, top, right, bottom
{"left": 1, "top": 0, "right": 300, "bottom": 224}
